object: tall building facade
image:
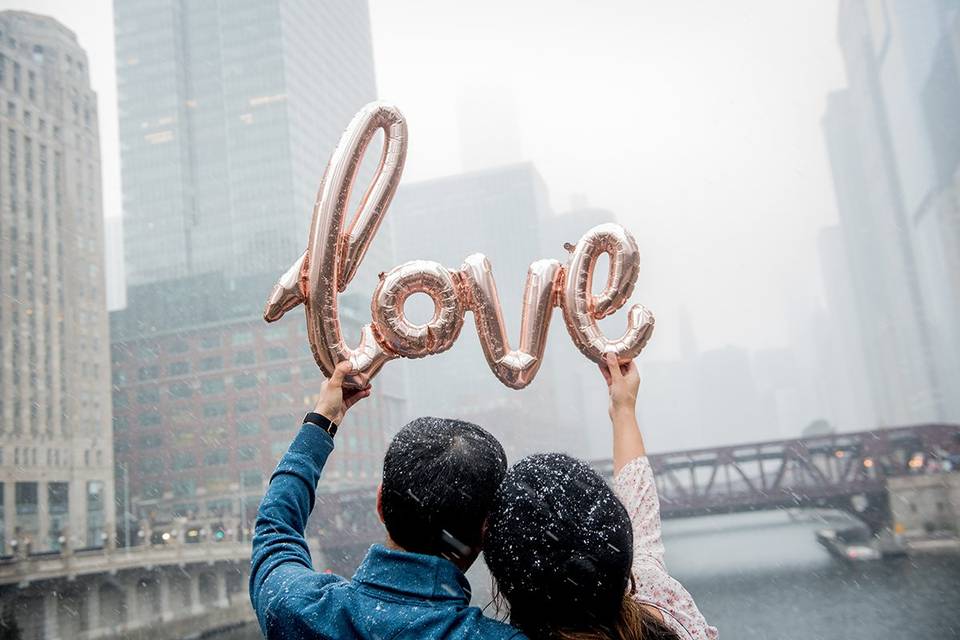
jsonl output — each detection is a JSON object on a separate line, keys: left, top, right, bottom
{"left": 110, "top": 0, "right": 402, "bottom": 540}
{"left": 114, "top": 0, "right": 379, "bottom": 289}
{"left": 823, "top": 0, "right": 960, "bottom": 425}
{"left": 0, "top": 12, "right": 114, "bottom": 552}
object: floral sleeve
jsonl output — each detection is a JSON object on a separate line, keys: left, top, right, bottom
{"left": 614, "top": 456, "right": 719, "bottom": 640}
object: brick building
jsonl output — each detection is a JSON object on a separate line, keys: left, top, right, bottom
{"left": 110, "top": 275, "right": 406, "bottom": 542}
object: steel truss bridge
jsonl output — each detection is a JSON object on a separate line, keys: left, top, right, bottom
{"left": 592, "top": 423, "right": 959, "bottom": 526}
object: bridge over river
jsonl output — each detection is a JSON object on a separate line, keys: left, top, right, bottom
{"left": 3, "top": 423, "right": 956, "bottom": 638}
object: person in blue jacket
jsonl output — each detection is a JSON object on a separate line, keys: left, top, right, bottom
{"left": 249, "top": 361, "right": 526, "bottom": 639}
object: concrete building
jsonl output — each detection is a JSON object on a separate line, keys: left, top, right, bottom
{"left": 114, "top": 0, "right": 380, "bottom": 291}
{"left": 823, "top": 0, "right": 960, "bottom": 425}
{"left": 0, "top": 11, "right": 114, "bottom": 554}
{"left": 888, "top": 472, "right": 960, "bottom": 539}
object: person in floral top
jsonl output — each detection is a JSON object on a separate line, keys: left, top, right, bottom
{"left": 484, "top": 353, "right": 718, "bottom": 640}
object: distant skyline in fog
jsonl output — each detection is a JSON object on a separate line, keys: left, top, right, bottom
{"left": 5, "top": 0, "right": 847, "bottom": 359}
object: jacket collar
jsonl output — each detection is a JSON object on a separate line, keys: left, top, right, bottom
{"left": 352, "top": 544, "right": 472, "bottom": 605}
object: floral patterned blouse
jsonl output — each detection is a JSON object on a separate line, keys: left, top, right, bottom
{"left": 614, "top": 456, "right": 719, "bottom": 639}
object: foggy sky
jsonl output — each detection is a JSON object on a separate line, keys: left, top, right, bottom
{"left": 7, "top": 0, "right": 846, "bottom": 361}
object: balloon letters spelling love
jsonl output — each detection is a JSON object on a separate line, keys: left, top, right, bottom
{"left": 265, "top": 102, "right": 655, "bottom": 390}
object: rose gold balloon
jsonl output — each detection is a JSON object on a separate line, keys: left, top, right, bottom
{"left": 371, "top": 260, "right": 465, "bottom": 358}
{"left": 458, "top": 254, "right": 562, "bottom": 389}
{"left": 560, "top": 223, "right": 655, "bottom": 363}
{"left": 264, "top": 102, "right": 407, "bottom": 388}
{"left": 266, "top": 102, "right": 655, "bottom": 390}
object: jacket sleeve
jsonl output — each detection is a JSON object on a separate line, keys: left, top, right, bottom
{"left": 249, "top": 419, "right": 343, "bottom": 636}
{"left": 614, "top": 456, "right": 718, "bottom": 640}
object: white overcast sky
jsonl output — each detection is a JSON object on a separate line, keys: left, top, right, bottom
{"left": 8, "top": 0, "right": 847, "bottom": 357}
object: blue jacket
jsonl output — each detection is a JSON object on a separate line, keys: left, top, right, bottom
{"left": 250, "top": 420, "right": 526, "bottom": 639}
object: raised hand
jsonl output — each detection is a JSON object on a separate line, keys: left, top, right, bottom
{"left": 314, "top": 361, "right": 372, "bottom": 425}
{"left": 599, "top": 352, "right": 640, "bottom": 419}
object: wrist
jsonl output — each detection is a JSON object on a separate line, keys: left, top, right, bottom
{"left": 610, "top": 402, "right": 636, "bottom": 417}
{"left": 610, "top": 405, "right": 638, "bottom": 424}
{"left": 304, "top": 412, "right": 339, "bottom": 438}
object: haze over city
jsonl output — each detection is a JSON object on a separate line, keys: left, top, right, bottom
{"left": 0, "top": 2, "right": 958, "bottom": 638}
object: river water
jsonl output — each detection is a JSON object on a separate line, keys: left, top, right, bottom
{"left": 219, "top": 510, "right": 960, "bottom": 639}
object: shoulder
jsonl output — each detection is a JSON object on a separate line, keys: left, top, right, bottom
{"left": 614, "top": 455, "right": 651, "bottom": 482}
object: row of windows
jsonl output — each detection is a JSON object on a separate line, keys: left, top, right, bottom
{"left": 117, "top": 409, "right": 297, "bottom": 434}
{"left": 2, "top": 480, "right": 102, "bottom": 515}
{"left": 124, "top": 345, "right": 299, "bottom": 383}
{"left": 116, "top": 365, "right": 309, "bottom": 396}
{"left": 112, "top": 324, "right": 297, "bottom": 365}
{"left": 0, "top": 446, "right": 94, "bottom": 468}
{"left": 139, "top": 448, "right": 234, "bottom": 475}
{"left": 138, "top": 470, "right": 264, "bottom": 502}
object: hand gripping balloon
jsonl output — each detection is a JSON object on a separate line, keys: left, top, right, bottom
{"left": 265, "top": 102, "right": 654, "bottom": 390}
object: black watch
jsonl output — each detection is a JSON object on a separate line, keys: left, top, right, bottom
{"left": 304, "top": 412, "right": 338, "bottom": 438}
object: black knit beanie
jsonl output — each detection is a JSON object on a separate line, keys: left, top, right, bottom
{"left": 484, "top": 453, "right": 634, "bottom": 635}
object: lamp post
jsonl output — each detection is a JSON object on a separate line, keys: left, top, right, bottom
{"left": 119, "top": 462, "right": 131, "bottom": 549}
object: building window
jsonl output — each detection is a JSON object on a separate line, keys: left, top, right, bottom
{"left": 137, "top": 387, "right": 160, "bottom": 403}
{"left": 169, "top": 382, "right": 193, "bottom": 399}
{"left": 138, "top": 412, "right": 161, "bottom": 428}
{"left": 203, "top": 402, "right": 227, "bottom": 418}
{"left": 86, "top": 481, "right": 105, "bottom": 547}
{"left": 236, "top": 396, "right": 259, "bottom": 413}
{"left": 269, "top": 415, "right": 290, "bottom": 431}
{"left": 241, "top": 471, "right": 263, "bottom": 488}
{"left": 15, "top": 482, "right": 38, "bottom": 515}
{"left": 235, "top": 350, "right": 255, "bottom": 365}
{"left": 172, "top": 453, "right": 195, "bottom": 470}
{"left": 204, "top": 450, "right": 229, "bottom": 465}
{"left": 168, "top": 339, "right": 189, "bottom": 353}
{"left": 232, "top": 331, "right": 253, "bottom": 346}
{"left": 168, "top": 361, "right": 189, "bottom": 376}
{"left": 140, "top": 434, "right": 163, "bottom": 448}
{"left": 265, "top": 346, "right": 288, "bottom": 361}
{"left": 172, "top": 480, "right": 196, "bottom": 498}
{"left": 235, "top": 373, "right": 258, "bottom": 390}
{"left": 265, "top": 324, "right": 287, "bottom": 341}
{"left": 142, "top": 483, "right": 164, "bottom": 499}
{"left": 199, "top": 356, "right": 223, "bottom": 371}
{"left": 113, "top": 391, "right": 129, "bottom": 408}
{"left": 200, "top": 335, "right": 221, "bottom": 349}
{"left": 48, "top": 483, "right": 69, "bottom": 515}
{"left": 137, "top": 344, "right": 160, "bottom": 360}
{"left": 267, "top": 369, "right": 292, "bottom": 385}
{"left": 138, "top": 365, "right": 159, "bottom": 380}
{"left": 238, "top": 446, "right": 258, "bottom": 461}
{"left": 238, "top": 421, "right": 260, "bottom": 436}
{"left": 141, "top": 458, "right": 164, "bottom": 474}
{"left": 201, "top": 378, "right": 225, "bottom": 395}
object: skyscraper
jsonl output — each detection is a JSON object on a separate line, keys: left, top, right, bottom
{"left": 114, "top": 0, "right": 379, "bottom": 289}
{"left": 110, "top": 1, "right": 400, "bottom": 538}
{"left": 0, "top": 11, "right": 114, "bottom": 552}
{"left": 823, "top": 0, "right": 960, "bottom": 424}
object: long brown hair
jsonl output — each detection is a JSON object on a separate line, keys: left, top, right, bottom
{"left": 553, "top": 593, "right": 681, "bottom": 640}
{"left": 491, "top": 578, "right": 681, "bottom": 640}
